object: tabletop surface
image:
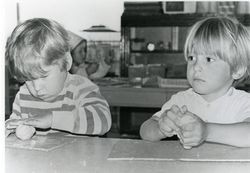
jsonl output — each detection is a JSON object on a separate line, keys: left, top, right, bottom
{"left": 5, "top": 133, "right": 250, "bottom": 173}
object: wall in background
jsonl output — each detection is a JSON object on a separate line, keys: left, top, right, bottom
{"left": 5, "top": 0, "right": 124, "bottom": 40}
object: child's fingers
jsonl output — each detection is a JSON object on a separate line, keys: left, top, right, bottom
{"left": 159, "top": 118, "right": 173, "bottom": 133}
{"left": 161, "top": 115, "right": 181, "bottom": 133}
{"left": 176, "top": 132, "right": 185, "bottom": 144}
{"left": 182, "top": 131, "right": 193, "bottom": 138}
{"left": 159, "top": 113, "right": 175, "bottom": 132}
{"left": 181, "top": 105, "right": 188, "bottom": 114}
{"left": 6, "top": 124, "right": 18, "bottom": 129}
{"left": 159, "top": 122, "right": 172, "bottom": 132}
{"left": 6, "top": 120, "right": 21, "bottom": 126}
{"left": 171, "top": 105, "right": 187, "bottom": 119}
{"left": 170, "top": 105, "right": 184, "bottom": 118}
{"left": 179, "top": 114, "right": 196, "bottom": 126}
{"left": 158, "top": 118, "right": 175, "bottom": 137}
{"left": 167, "top": 111, "right": 182, "bottom": 127}
{"left": 170, "top": 105, "right": 181, "bottom": 114}
{"left": 6, "top": 120, "right": 26, "bottom": 129}
{"left": 159, "top": 127, "right": 174, "bottom": 137}
{"left": 182, "top": 136, "right": 200, "bottom": 146}
{"left": 181, "top": 123, "right": 194, "bottom": 131}
{"left": 5, "top": 129, "right": 14, "bottom": 137}
{"left": 183, "top": 145, "right": 192, "bottom": 150}
{"left": 24, "top": 119, "right": 39, "bottom": 127}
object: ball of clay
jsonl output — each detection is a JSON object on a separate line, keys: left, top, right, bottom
{"left": 15, "top": 125, "right": 36, "bottom": 140}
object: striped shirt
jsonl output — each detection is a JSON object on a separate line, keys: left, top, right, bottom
{"left": 9, "top": 73, "right": 111, "bottom": 135}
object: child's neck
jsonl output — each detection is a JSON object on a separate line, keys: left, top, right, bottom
{"left": 200, "top": 86, "right": 233, "bottom": 103}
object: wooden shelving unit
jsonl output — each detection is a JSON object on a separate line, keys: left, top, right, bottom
{"left": 120, "top": 2, "right": 250, "bottom": 77}
{"left": 121, "top": 2, "right": 250, "bottom": 27}
{"left": 122, "top": 13, "right": 250, "bottom": 27}
{"left": 130, "top": 50, "right": 183, "bottom": 54}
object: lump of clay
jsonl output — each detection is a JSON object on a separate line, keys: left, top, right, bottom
{"left": 15, "top": 125, "right": 36, "bottom": 140}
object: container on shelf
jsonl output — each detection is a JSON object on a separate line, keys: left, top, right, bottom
{"left": 157, "top": 77, "right": 190, "bottom": 88}
{"left": 196, "top": 1, "right": 218, "bottom": 13}
{"left": 162, "top": 1, "right": 196, "bottom": 14}
{"left": 147, "top": 64, "right": 166, "bottom": 78}
{"left": 128, "top": 64, "right": 145, "bottom": 87}
{"left": 236, "top": 1, "right": 250, "bottom": 14}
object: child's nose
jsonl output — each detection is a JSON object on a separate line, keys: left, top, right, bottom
{"left": 193, "top": 60, "right": 203, "bottom": 72}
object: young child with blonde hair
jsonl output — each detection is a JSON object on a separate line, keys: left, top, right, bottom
{"left": 140, "top": 16, "right": 250, "bottom": 148}
{"left": 5, "top": 18, "right": 111, "bottom": 139}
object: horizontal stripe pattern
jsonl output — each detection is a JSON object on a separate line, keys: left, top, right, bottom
{"left": 9, "top": 73, "right": 111, "bottom": 135}
{"left": 20, "top": 104, "right": 76, "bottom": 117}
{"left": 75, "top": 85, "right": 98, "bottom": 100}
{"left": 19, "top": 91, "right": 74, "bottom": 102}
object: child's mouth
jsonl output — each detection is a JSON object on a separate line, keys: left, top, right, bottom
{"left": 193, "top": 78, "right": 206, "bottom": 83}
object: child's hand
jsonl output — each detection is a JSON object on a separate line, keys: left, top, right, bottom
{"left": 24, "top": 113, "right": 53, "bottom": 129}
{"left": 158, "top": 105, "right": 183, "bottom": 137}
{"left": 5, "top": 119, "right": 27, "bottom": 137}
{"left": 178, "top": 108, "right": 207, "bottom": 149}
{"left": 6, "top": 118, "right": 26, "bottom": 129}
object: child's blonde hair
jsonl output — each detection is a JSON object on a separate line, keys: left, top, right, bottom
{"left": 6, "top": 18, "right": 70, "bottom": 82}
{"left": 184, "top": 16, "right": 250, "bottom": 85}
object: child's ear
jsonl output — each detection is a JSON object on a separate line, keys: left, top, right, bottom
{"left": 232, "top": 67, "right": 246, "bottom": 80}
{"left": 66, "top": 52, "right": 73, "bottom": 71}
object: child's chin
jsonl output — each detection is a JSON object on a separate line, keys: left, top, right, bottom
{"left": 192, "top": 86, "right": 209, "bottom": 95}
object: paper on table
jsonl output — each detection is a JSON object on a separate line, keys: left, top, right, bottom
{"left": 108, "top": 140, "right": 250, "bottom": 162}
{"left": 5, "top": 134, "right": 77, "bottom": 152}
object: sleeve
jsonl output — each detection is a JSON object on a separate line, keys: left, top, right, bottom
{"left": 51, "top": 81, "right": 112, "bottom": 135}
{"left": 239, "top": 97, "right": 250, "bottom": 122}
{"left": 8, "top": 92, "right": 22, "bottom": 120}
{"left": 152, "top": 91, "right": 185, "bottom": 119}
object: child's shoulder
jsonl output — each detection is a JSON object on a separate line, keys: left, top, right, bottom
{"left": 65, "top": 73, "right": 99, "bottom": 92}
{"left": 65, "top": 74, "right": 99, "bottom": 98}
{"left": 66, "top": 73, "right": 95, "bottom": 87}
{"left": 18, "top": 83, "right": 29, "bottom": 94}
{"left": 169, "top": 88, "right": 198, "bottom": 102}
{"left": 232, "top": 88, "right": 250, "bottom": 100}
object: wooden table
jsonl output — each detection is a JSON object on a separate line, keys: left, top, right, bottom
{"left": 5, "top": 133, "right": 250, "bottom": 173}
{"left": 99, "top": 86, "right": 185, "bottom": 108}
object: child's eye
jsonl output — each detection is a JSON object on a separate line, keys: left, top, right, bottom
{"left": 187, "top": 56, "right": 196, "bottom": 62}
{"left": 40, "top": 73, "right": 49, "bottom": 78}
{"left": 206, "top": 57, "right": 215, "bottom": 63}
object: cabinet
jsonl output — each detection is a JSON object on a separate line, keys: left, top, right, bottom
{"left": 121, "top": 25, "right": 189, "bottom": 80}
{"left": 120, "top": 2, "right": 250, "bottom": 79}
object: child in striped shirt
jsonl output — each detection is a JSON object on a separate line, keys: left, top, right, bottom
{"left": 5, "top": 18, "right": 112, "bottom": 138}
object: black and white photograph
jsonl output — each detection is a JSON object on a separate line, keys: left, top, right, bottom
{"left": 3, "top": 0, "right": 250, "bottom": 173}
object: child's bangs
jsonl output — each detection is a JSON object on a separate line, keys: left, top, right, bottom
{"left": 189, "top": 38, "right": 221, "bottom": 58}
{"left": 186, "top": 28, "right": 230, "bottom": 62}
{"left": 14, "top": 50, "right": 49, "bottom": 82}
